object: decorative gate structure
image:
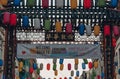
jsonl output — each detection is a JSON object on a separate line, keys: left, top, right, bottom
{"left": 0, "top": 0, "right": 120, "bottom": 79}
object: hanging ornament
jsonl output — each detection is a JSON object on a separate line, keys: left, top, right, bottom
{"left": 82, "top": 63, "right": 86, "bottom": 69}
{"left": 74, "top": 64, "right": 78, "bottom": 70}
{"left": 79, "top": 24, "right": 85, "bottom": 35}
{"left": 42, "top": 0, "right": 49, "bottom": 8}
{"left": 44, "top": 19, "right": 51, "bottom": 31}
{"left": 113, "top": 25, "right": 119, "bottom": 36}
{"left": 22, "top": 16, "right": 29, "bottom": 28}
{"left": 111, "top": 0, "right": 118, "bottom": 8}
{"left": 71, "top": 70, "right": 74, "bottom": 76}
{"left": 40, "top": 63, "right": 43, "bottom": 70}
{"left": 84, "top": 0, "right": 91, "bottom": 9}
{"left": 76, "top": 71, "right": 79, "bottom": 77}
{"left": 10, "top": 13, "right": 17, "bottom": 26}
{"left": 66, "top": 23, "right": 72, "bottom": 34}
{"left": 88, "top": 62, "right": 93, "bottom": 69}
{"left": 3, "top": 12, "right": 10, "bottom": 25}
{"left": 19, "top": 61, "right": 23, "bottom": 68}
{"left": 14, "top": 0, "right": 21, "bottom": 6}
{"left": 54, "top": 70, "right": 58, "bottom": 76}
{"left": 85, "top": 24, "right": 92, "bottom": 36}
{"left": 27, "top": 0, "right": 35, "bottom": 7}
{"left": 94, "top": 61, "right": 98, "bottom": 68}
{"left": 60, "top": 64, "right": 64, "bottom": 70}
{"left": 104, "top": 25, "right": 110, "bottom": 36}
{"left": 0, "top": 0, "right": 8, "bottom": 6}
{"left": 59, "top": 58, "right": 64, "bottom": 64}
{"left": 55, "top": 21, "right": 62, "bottom": 32}
{"left": 34, "top": 18, "right": 40, "bottom": 29}
{"left": 94, "top": 25, "right": 100, "bottom": 36}
{"left": 83, "top": 59, "right": 88, "bottom": 64}
{"left": 29, "top": 67, "right": 34, "bottom": 74}
{"left": 56, "top": 0, "right": 63, "bottom": 8}
{"left": 112, "top": 37, "right": 116, "bottom": 47}
{"left": 68, "top": 63, "right": 71, "bottom": 70}
{"left": 97, "top": 0, "right": 105, "bottom": 7}
{"left": 74, "top": 58, "right": 79, "bottom": 65}
{"left": 33, "top": 63, "right": 37, "bottom": 70}
{"left": 53, "top": 64, "right": 57, "bottom": 71}
{"left": 46, "top": 63, "right": 50, "bottom": 70}
{"left": 70, "top": 0, "right": 77, "bottom": 9}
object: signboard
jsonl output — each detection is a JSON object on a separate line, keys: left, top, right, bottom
{"left": 17, "top": 44, "right": 101, "bottom": 59}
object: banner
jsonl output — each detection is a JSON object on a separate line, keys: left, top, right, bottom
{"left": 17, "top": 44, "right": 101, "bottom": 59}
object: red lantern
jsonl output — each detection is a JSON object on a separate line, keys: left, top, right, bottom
{"left": 10, "top": 14, "right": 17, "bottom": 26}
{"left": 113, "top": 25, "right": 119, "bottom": 36}
{"left": 97, "top": 75, "right": 100, "bottom": 79}
{"left": 47, "top": 63, "right": 50, "bottom": 70}
{"left": 84, "top": 0, "right": 91, "bottom": 9}
{"left": 29, "top": 67, "right": 34, "bottom": 74}
{"left": 3, "top": 12, "right": 10, "bottom": 24}
{"left": 112, "top": 38, "right": 116, "bottom": 47}
{"left": 88, "top": 62, "right": 92, "bottom": 69}
{"left": 104, "top": 25, "right": 110, "bottom": 36}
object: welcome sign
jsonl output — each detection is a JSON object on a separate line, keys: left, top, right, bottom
{"left": 17, "top": 44, "right": 101, "bottom": 59}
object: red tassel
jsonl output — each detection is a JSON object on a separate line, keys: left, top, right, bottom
{"left": 66, "top": 23, "right": 72, "bottom": 34}
{"left": 112, "top": 38, "right": 116, "bottom": 47}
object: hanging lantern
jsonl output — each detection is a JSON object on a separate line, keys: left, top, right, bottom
{"left": 47, "top": 63, "right": 50, "bottom": 70}
{"left": 69, "top": 77, "right": 72, "bottom": 79}
{"left": 71, "top": 70, "right": 74, "bottom": 76}
{"left": 83, "top": 59, "right": 88, "bottom": 64}
{"left": 25, "top": 66, "right": 29, "bottom": 72}
{"left": 101, "top": 72, "right": 104, "bottom": 78}
{"left": 55, "top": 21, "right": 62, "bottom": 32}
{"left": 14, "top": 0, "right": 21, "bottom": 6}
{"left": 19, "top": 61, "right": 23, "bottom": 68}
{"left": 97, "top": 75, "right": 100, "bottom": 79}
{"left": 22, "top": 16, "right": 29, "bottom": 28}
{"left": 34, "top": 18, "right": 40, "bottom": 29}
{"left": 44, "top": 19, "right": 51, "bottom": 31}
{"left": 104, "top": 25, "right": 110, "bottom": 36}
{"left": 42, "top": 0, "right": 49, "bottom": 8}
{"left": 40, "top": 63, "right": 43, "bottom": 70}
{"left": 68, "top": 63, "right": 71, "bottom": 70}
{"left": 88, "top": 62, "right": 93, "bottom": 69}
{"left": 85, "top": 24, "right": 92, "bottom": 36}
{"left": 3, "top": 12, "right": 10, "bottom": 25}
{"left": 59, "top": 58, "right": 64, "bottom": 64}
{"left": 74, "top": 64, "right": 78, "bottom": 70}
{"left": 53, "top": 58, "right": 57, "bottom": 64}
{"left": 97, "top": 0, "right": 105, "bottom": 7}
{"left": 56, "top": 0, "right": 63, "bottom": 8}
{"left": 10, "top": 14, "right": 17, "bottom": 26}
{"left": 29, "top": 67, "right": 34, "bottom": 74}
{"left": 53, "top": 64, "right": 57, "bottom": 71}
{"left": 66, "top": 23, "right": 72, "bottom": 34}
{"left": 113, "top": 25, "right": 119, "bottom": 36}
{"left": 92, "top": 69, "right": 96, "bottom": 77}
{"left": 64, "top": 77, "right": 67, "bottom": 79}
{"left": 60, "top": 64, "right": 64, "bottom": 70}
{"left": 94, "top": 25, "right": 100, "bottom": 36}
{"left": 111, "top": 0, "right": 118, "bottom": 8}
{"left": 79, "top": 24, "right": 85, "bottom": 35}
{"left": 112, "top": 37, "right": 116, "bottom": 47}
{"left": 82, "top": 63, "right": 86, "bottom": 69}
{"left": 27, "top": 0, "right": 35, "bottom": 7}
{"left": 0, "top": 0, "right": 8, "bottom": 6}
{"left": 84, "top": 0, "right": 91, "bottom": 9}
{"left": 76, "top": 71, "right": 79, "bottom": 77}
{"left": 94, "top": 61, "right": 98, "bottom": 68}
{"left": 54, "top": 70, "right": 58, "bottom": 76}
{"left": 70, "top": 0, "right": 77, "bottom": 9}
{"left": 33, "top": 63, "right": 37, "bottom": 70}
{"left": 118, "top": 69, "right": 120, "bottom": 74}
{"left": 0, "top": 59, "right": 3, "bottom": 66}
{"left": 74, "top": 58, "right": 79, "bottom": 65}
